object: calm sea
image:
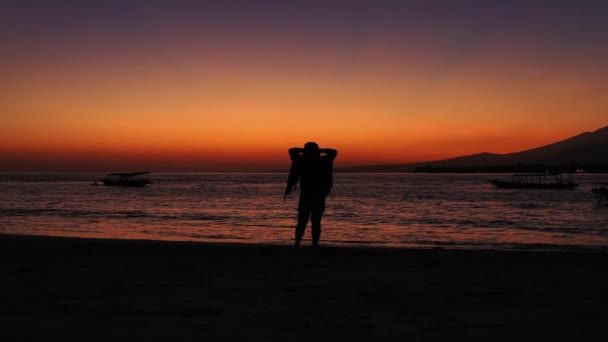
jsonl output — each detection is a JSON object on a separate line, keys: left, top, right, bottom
{"left": 1, "top": 173, "right": 607, "bottom": 251}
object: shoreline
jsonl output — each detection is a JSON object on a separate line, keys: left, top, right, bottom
{"left": 2, "top": 233, "right": 608, "bottom": 341}
{"left": 2, "top": 232, "right": 608, "bottom": 254}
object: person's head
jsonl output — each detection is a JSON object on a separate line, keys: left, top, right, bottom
{"left": 303, "top": 142, "right": 320, "bottom": 158}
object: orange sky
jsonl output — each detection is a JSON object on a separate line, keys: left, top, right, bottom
{"left": 1, "top": 2, "right": 607, "bottom": 171}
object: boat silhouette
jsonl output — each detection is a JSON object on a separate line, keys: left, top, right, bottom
{"left": 100, "top": 172, "right": 152, "bottom": 187}
{"left": 592, "top": 182, "right": 608, "bottom": 200}
{"left": 489, "top": 173, "right": 579, "bottom": 190}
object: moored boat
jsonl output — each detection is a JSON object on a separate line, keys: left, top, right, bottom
{"left": 489, "top": 173, "right": 579, "bottom": 190}
{"left": 101, "top": 172, "right": 152, "bottom": 187}
{"left": 592, "top": 182, "right": 608, "bottom": 200}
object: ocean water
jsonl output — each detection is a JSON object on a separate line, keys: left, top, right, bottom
{"left": 1, "top": 173, "right": 607, "bottom": 251}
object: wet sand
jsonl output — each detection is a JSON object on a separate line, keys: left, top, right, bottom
{"left": 1, "top": 234, "right": 607, "bottom": 341}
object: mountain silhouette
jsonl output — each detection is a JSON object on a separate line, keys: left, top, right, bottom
{"left": 337, "top": 125, "right": 608, "bottom": 172}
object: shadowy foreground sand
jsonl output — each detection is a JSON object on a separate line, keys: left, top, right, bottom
{"left": 1, "top": 234, "right": 607, "bottom": 341}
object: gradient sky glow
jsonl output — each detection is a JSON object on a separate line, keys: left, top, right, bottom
{"left": 1, "top": 0, "right": 607, "bottom": 171}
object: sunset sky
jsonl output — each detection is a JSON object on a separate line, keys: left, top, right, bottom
{"left": 1, "top": 1, "right": 607, "bottom": 171}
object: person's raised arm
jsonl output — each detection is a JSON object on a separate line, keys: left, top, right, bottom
{"left": 320, "top": 148, "right": 338, "bottom": 161}
{"left": 288, "top": 147, "right": 304, "bottom": 160}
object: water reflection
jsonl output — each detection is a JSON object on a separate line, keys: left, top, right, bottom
{"left": 0, "top": 173, "right": 607, "bottom": 250}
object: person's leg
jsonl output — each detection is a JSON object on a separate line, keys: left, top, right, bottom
{"left": 311, "top": 210, "right": 323, "bottom": 247}
{"left": 295, "top": 209, "right": 309, "bottom": 247}
{"left": 311, "top": 194, "right": 327, "bottom": 247}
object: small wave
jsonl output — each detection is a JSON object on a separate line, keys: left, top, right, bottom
{"left": 147, "top": 230, "right": 248, "bottom": 240}
{"left": 159, "top": 213, "right": 228, "bottom": 221}
{"left": 115, "top": 210, "right": 149, "bottom": 218}
{"left": 0, "top": 208, "right": 229, "bottom": 222}
{"left": 396, "top": 239, "right": 606, "bottom": 252}
{"left": 0, "top": 208, "right": 64, "bottom": 216}
{"left": 513, "top": 203, "right": 543, "bottom": 209}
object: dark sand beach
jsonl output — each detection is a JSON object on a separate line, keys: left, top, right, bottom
{"left": 1, "top": 234, "right": 607, "bottom": 341}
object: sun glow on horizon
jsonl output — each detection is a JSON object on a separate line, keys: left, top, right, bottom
{"left": 2, "top": 1, "right": 607, "bottom": 171}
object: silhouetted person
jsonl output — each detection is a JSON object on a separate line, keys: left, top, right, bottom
{"left": 285, "top": 142, "right": 337, "bottom": 247}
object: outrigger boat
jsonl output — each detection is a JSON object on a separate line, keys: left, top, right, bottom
{"left": 489, "top": 173, "right": 579, "bottom": 190}
{"left": 100, "top": 172, "right": 152, "bottom": 187}
{"left": 592, "top": 182, "right": 608, "bottom": 200}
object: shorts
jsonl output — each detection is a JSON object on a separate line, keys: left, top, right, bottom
{"left": 298, "top": 191, "right": 327, "bottom": 214}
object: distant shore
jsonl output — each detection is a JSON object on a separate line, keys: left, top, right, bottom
{"left": 2, "top": 234, "right": 607, "bottom": 341}
{"left": 334, "top": 167, "right": 608, "bottom": 173}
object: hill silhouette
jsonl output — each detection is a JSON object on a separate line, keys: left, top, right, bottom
{"left": 337, "top": 125, "right": 608, "bottom": 173}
